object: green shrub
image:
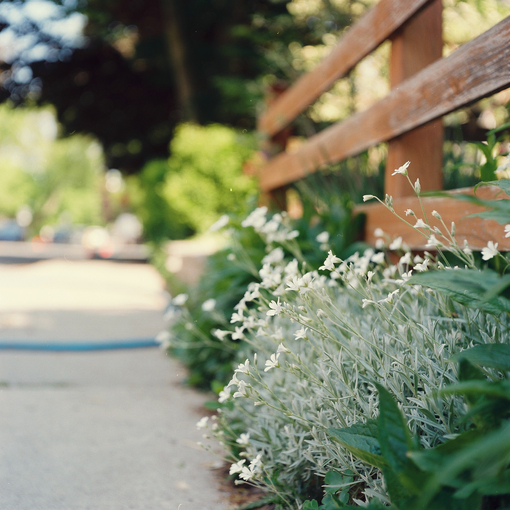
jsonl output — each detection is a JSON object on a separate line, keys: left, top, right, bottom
{"left": 191, "top": 168, "right": 510, "bottom": 509}
{"left": 132, "top": 123, "right": 258, "bottom": 243}
{"left": 165, "top": 184, "right": 367, "bottom": 389}
{"left": 0, "top": 104, "right": 104, "bottom": 234}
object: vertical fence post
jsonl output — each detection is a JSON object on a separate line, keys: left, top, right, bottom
{"left": 385, "top": 0, "right": 444, "bottom": 198}
{"left": 258, "top": 82, "right": 293, "bottom": 209}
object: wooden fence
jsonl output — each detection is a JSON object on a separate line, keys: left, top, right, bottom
{"left": 256, "top": 0, "right": 510, "bottom": 250}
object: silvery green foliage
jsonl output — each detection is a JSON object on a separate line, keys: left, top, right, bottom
{"left": 204, "top": 206, "right": 509, "bottom": 508}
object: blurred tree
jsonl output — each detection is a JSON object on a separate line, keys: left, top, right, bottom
{"left": 0, "top": 0, "right": 508, "bottom": 175}
{"left": 0, "top": 0, "right": 354, "bottom": 173}
{"left": 0, "top": 103, "right": 104, "bottom": 234}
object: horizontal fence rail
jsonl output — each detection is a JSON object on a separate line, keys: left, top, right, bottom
{"left": 354, "top": 186, "right": 510, "bottom": 250}
{"left": 257, "top": 0, "right": 434, "bottom": 137}
{"left": 258, "top": 15, "right": 510, "bottom": 192}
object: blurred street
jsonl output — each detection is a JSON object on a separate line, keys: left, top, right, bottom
{"left": 0, "top": 260, "right": 228, "bottom": 510}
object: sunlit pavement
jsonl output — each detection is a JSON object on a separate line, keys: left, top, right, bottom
{"left": 0, "top": 260, "right": 229, "bottom": 510}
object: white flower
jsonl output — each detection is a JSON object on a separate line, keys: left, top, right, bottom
{"left": 232, "top": 326, "right": 245, "bottom": 341}
{"left": 414, "top": 258, "right": 430, "bottom": 272}
{"left": 389, "top": 237, "right": 402, "bottom": 251}
{"left": 370, "top": 251, "right": 384, "bottom": 264}
{"left": 294, "top": 326, "right": 308, "bottom": 340}
{"left": 316, "top": 231, "right": 330, "bottom": 243}
{"left": 227, "top": 253, "right": 236, "bottom": 261}
{"left": 401, "top": 270, "right": 413, "bottom": 282}
{"left": 236, "top": 433, "right": 250, "bottom": 446}
{"left": 264, "top": 353, "right": 280, "bottom": 372}
{"left": 262, "top": 247, "right": 284, "bottom": 265}
{"left": 213, "top": 329, "right": 231, "bottom": 341}
{"left": 505, "top": 225, "right": 510, "bottom": 238}
{"left": 362, "top": 299, "right": 374, "bottom": 308}
{"left": 244, "top": 315, "right": 256, "bottom": 329}
{"left": 239, "top": 465, "right": 255, "bottom": 481}
{"left": 226, "top": 373, "right": 239, "bottom": 388}
{"left": 229, "top": 459, "right": 246, "bottom": 475}
{"left": 209, "top": 214, "right": 229, "bottom": 232}
{"left": 286, "top": 230, "right": 299, "bottom": 239}
{"left": 233, "top": 380, "right": 248, "bottom": 398}
{"left": 414, "top": 178, "right": 421, "bottom": 193}
{"left": 267, "top": 298, "right": 283, "bottom": 317}
{"left": 392, "top": 161, "right": 410, "bottom": 176}
{"left": 426, "top": 234, "right": 442, "bottom": 248}
{"left": 201, "top": 298, "right": 216, "bottom": 312}
{"left": 374, "top": 228, "right": 385, "bottom": 237}
{"left": 320, "top": 250, "right": 341, "bottom": 271}
{"left": 277, "top": 343, "right": 290, "bottom": 354}
{"left": 284, "top": 259, "right": 299, "bottom": 276}
{"left": 399, "top": 252, "right": 411, "bottom": 265}
{"left": 172, "top": 293, "right": 188, "bottom": 306}
{"left": 405, "top": 209, "right": 415, "bottom": 217}
{"left": 230, "top": 309, "right": 244, "bottom": 324}
{"left": 241, "top": 206, "right": 267, "bottom": 229}
{"left": 463, "top": 239, "right": 472, "bottom": 255}
{"left": 259, "top": 263, "right": 282, "bottom": 288}
{"left": 250, "top": 453, "right": 262, "bottom": 469}
{"left": 481, "top": 241, "right": 499, "bottom": 261}
{"left": 196, "top": 417, "right": 209, "bottom": 429}
{"left": 262, "top": 219, "right": 279, "bottom": 235}
{"left": 286, "top": 276, "right": 302, "bottom": 292}
{"left": 218, "top": 387, "right": 231, "bottom": 403}
{"left": 235, "top": 359, "right": 250, "bottom": 375}
{"left": 432, "top": 210, "right": 442, "bottom": 220}
{"left": 414, "top": 219, "right": 428, "bottom": 229}
{"left": 363, "top": 195, "right": 375, "bottom": 202}
{"left": 244, "top": 284, "right": 261, "bottom": 302}
{"left": 375, "top": 238, "right": 384, "bottom": 249}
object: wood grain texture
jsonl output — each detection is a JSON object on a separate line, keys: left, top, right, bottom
{"left": 257, "top": 0, "right": 433, "bottom": 137}
{"left": 386, "top": 0, "right": 444, "bottom": 198}
{"left": 354, "top": 186, "right": 510, "bottom": 250}
{"left": 258, "top": 15, "right": 510, "bottom": 192}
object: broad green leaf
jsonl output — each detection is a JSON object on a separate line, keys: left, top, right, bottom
{"left": 456, "top": 359, "right": 488, "bottom": 427}
{"left": 408, "top": 430, "right": 483, "bottom": 472}
{"left": 458, "top": 358, "right": 486, "bottom": 383}
{"left": 376, "top": 384, "right": 413, "bottom": 473}
{"left": 450, "top": 344, "right": 510, "bottom": 371}
{"left": 320, "top": 493, "right": 345, "bottom": 509}
{"left": 467, "top": 208, "right": 510, "bottom": 224}
{"left": 453, "top": 470, "right": 510, "bottom": 498}
{"left": 439, "top": 380, "right": 510, "bottom": 400}
{"left": 410, "top": 421, "right": 510, "bottom": 509}
{"left": 376, "top": 384, "right": 429, "bottom": 497}
{"left": 381, "top": 465, "right": 416, "bottom": 507}
{"left": 474, "top": 178, "right": 510, "bottom": 196}
{"left": 409, "top": 269, "right": 510, "bottom": 314}
{"left": 323, "top": 470, "right": 352, "bottom": 495}
{"left": 328, "top": 421, "right": 386, "bottom": 469}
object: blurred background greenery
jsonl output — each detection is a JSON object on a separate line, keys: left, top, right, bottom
{"left": 0, "top": 0, "right": 509, "bottom": 247}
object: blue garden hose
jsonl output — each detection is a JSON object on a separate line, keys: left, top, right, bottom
{"left": 0, "top": 338, "right": 159, "bottom": 351}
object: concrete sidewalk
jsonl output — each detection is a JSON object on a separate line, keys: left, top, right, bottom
{"left": 0, "top": 260, "right": 229, "bottom": 510}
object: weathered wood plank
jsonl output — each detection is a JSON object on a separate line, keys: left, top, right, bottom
{"left": 257, "top": 0, "right": 433, "bottom": 137}
{"left": 354, "top": 186, "right": 510, "bottom": 250}
{"left": 386, "top": 0, "right": 444, "bottom": 198}
{"left": 258, "top": 15, "right": 510, "bottom": 192}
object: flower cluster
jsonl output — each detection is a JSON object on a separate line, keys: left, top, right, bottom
{"left": 202, "top": 165, "right": 510, "bottom": 507}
